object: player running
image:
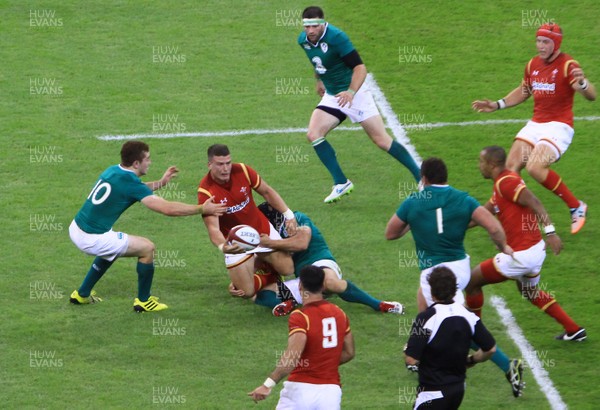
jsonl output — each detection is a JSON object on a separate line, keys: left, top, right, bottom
{"left": 466, "top": 146, "right": 586, "bottom": 342}
{"left": 386, "top": 157, "right": 524, "bottom": 397}
{"left": 298, "top": 6, "right": 420, "bottom": 203}
{"left": 248, "top": 265, "right": 355, "bottom": 408}
{"left": 69, "top": 140, "right": 226, "bottom": 312}
{"left": 472, "top": 22, "right": 596, "bottom": 234}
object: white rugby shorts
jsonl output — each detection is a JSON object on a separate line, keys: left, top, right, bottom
{"left": 277, "top": 381, "right": 342, "bottom": 410}
{"left": 492, "top": 239, "right": 546, "bottom": 286}
{"left": 69, "top": 220, "right": 128, "bottom": 262}
{"left": 317, "top": 86, "right": 380, "bottom": 123}
{"left": 420, "top": 256, "right": 471, "bottom": 307}
{"left": 515, "top": 120, "right": 574, "bottom": 159}
{"left": 282, "top": 259, "right": 342, "bottom": 304}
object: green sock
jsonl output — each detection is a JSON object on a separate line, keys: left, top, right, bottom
{"left": 388, "top": 140, "right": 421, "bottom": 182}
{"left": 254, "top": 290, "right": 280, "bottom": 308}
{"left": 312, "top": 137, "right": 347, "bottom": 185}
{"left": 490, "top": 346, "right": 510, "bottom": 373}
{"left": 471, "top": 341, "right": 510, "bottom": 373}
{"left": 78, "top": 256, "right": 113, "bottom": 297}
{"left": 339, "top": 280, "right": 381, "bottom": 311}
{"left": 137, "top": 261, "right": 155, "bottom": 302}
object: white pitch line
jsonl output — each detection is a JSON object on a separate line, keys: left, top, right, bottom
{"left": 365, "top": 73, "right": 422, "bottom": 163}
{"left": 97, "top": 75, "right": 570, "bottom": 407}
{"left": 97, "top": 116, "right": 600, "bottom": 141}
{"left": 491, "top": 295, "right": 567, "bottom": 410}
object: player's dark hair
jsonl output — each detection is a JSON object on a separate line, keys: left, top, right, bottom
{"left": 482, "top": 145, "right": 507, "bottom": 167}
{"left": 302, "top": 6, "right": 324, "bottom": 19}
{"left": 299, "top": 265, "right": 325, "bottom": 294}
{"left": 258, "top": 202, "right": 288, "bottom": 238}
{"left": 428, "top": 266, "right": 456, "bottom": 303}
{"left": 120, "top": 141, "right": 149, "bottom": 166}
{"left": 421, "top": 157, "right": 448, "bottom": 184}
{"left": 207, "top": 144, "right": 230, "bottom": 160}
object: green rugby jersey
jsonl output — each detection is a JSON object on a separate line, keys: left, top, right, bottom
{"left": 292, "top": 211, "right": 335, "bottom": 274}
{"left": 298, "top": 24, "right": 355, "bottom": 95}
{"left": 396, "top": 186, "right": 480, "bottom": 270}
{"left": 74, "top": 165, "right": 153, "bottom": 233}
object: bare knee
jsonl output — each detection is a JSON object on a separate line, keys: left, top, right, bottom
{"left": 324, "top": 276, "right": 345, "bottom": 293}
{"left": 140, "top": 240, "right": 155, "bottom": 263}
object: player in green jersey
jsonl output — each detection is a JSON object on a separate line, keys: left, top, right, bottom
{"left": 385, "top": 157, "right": 512, "bottom": 311}
{"left": 230, "top": 202, "right": 404, "bottom": 316}
{"left": 386, "top": 157, "right": 523, "bottom": 397}
{"left": 298, "top": 6, "right": 420, "bottom": 203}
{"left": 69, "top": 140, "right": 225, "bottom": 312}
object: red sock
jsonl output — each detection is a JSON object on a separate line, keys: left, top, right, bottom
{"left": 466, "top": 293, "right": 484, "bottom": 318}
{"left": 542, "top": 170, "right": 579, "bottom": 209}
{"left": 253, "top": 272, "right": 278, "bottom": 292}
{"left": 531, "top": 291, "right": 580, "bottom": 334}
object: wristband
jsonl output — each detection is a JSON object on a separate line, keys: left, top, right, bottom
{"left": 263, "top": 377, "right": 276, "bottom": 389}
{"left": 283, "top": 209, "right": 295, "bottom": 221}
{"left": 347, "top": 89, "right": 356, "bottom": 96}
{"left": 198, "top": 205, "right": 204, "bottom": 215}
{"left": 580, "top": 80, "right": 589, "bottom": 90}
{"left": 543, "top": 224, "right": 556, "bottom": 235}
{"left": 496, "top": 98, "right": 506, "bottom": 110}
{"left": 218, "top": 243, "right": 225, "bottom": 252}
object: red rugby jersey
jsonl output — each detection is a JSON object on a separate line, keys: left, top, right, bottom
{"left": 524, "top": 53, "right": 580, "bottom": 127}
{"left": 490, "top": 170, "right": 542, "bottom": 251}
{"left": 197, "top": 163, "right": 270, "bottom": 237}
{"left": 287, "top": 300, "right": 351, "bottom": 386}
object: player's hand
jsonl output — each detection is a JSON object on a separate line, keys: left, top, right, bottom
{"left": 546, "top": 234, "right": 563, "bottom": 255}
{"left": 316, "top": 80, "right": 326, "bottom": 97}
{"left": 228, "top": 282, "right": 246, "bottom": 297}
{"left": 248, "top": 385, "right": 271, "bottom": 403}
{"left": 201, "top": 196, "right": 227, "bottom": 216}
{"left": 221, "top": 242, "right": 246, "bottom": 254}
{"left": 501, "top": 244, "right": 514, "bottom": 257}
{"left": 160, "top": 166, "right": 179, "bottom": 186}
{"left": 335, "top": 90, "right": 354, "bottom": 108}
{"left": 284, "top": 217, "right": 298, "bottom": 237}
{"left": 471, "top": 99, "right": 497, "bottom": 113}
{"left": 570, "top": 67, "right": 586, "bottom": 85}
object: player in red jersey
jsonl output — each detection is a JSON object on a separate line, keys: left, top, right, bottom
{"left": 248, "top": 265, "right": 355, "bottom": 408}
{"left": 198, "top": 144, "right": 297, "bottom": 299}
{"left": 472, "top": 23, "right": 596, "bottom": 234}
{"left": 466, "top": 146, "right": 586, "bottom": 342}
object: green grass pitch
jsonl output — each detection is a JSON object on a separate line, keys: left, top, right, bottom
{"left": 2, "top": 1, "right": 599, "bottom": 408}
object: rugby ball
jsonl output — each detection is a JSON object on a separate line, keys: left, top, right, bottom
{"left": 227, "top": 225, "right": 260, "bottom": 251}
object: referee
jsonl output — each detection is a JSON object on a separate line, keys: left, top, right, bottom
{"left": 404, "top": 266, "right": 496, "bottom": 409}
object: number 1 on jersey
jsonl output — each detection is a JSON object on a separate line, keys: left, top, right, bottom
{"left": 436, "top": 208, "right": 443, "bottom": 234}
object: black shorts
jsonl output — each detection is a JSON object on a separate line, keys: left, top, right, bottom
{"left": 414, "top": 382, "right": 465, "bottom": 410}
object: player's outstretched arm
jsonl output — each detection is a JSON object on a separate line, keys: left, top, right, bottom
{"left": 472, "top": 81, "right": 530, "bottom": 112}
{"left": 141, "top": 195, "right": 225, "bottom": 217}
